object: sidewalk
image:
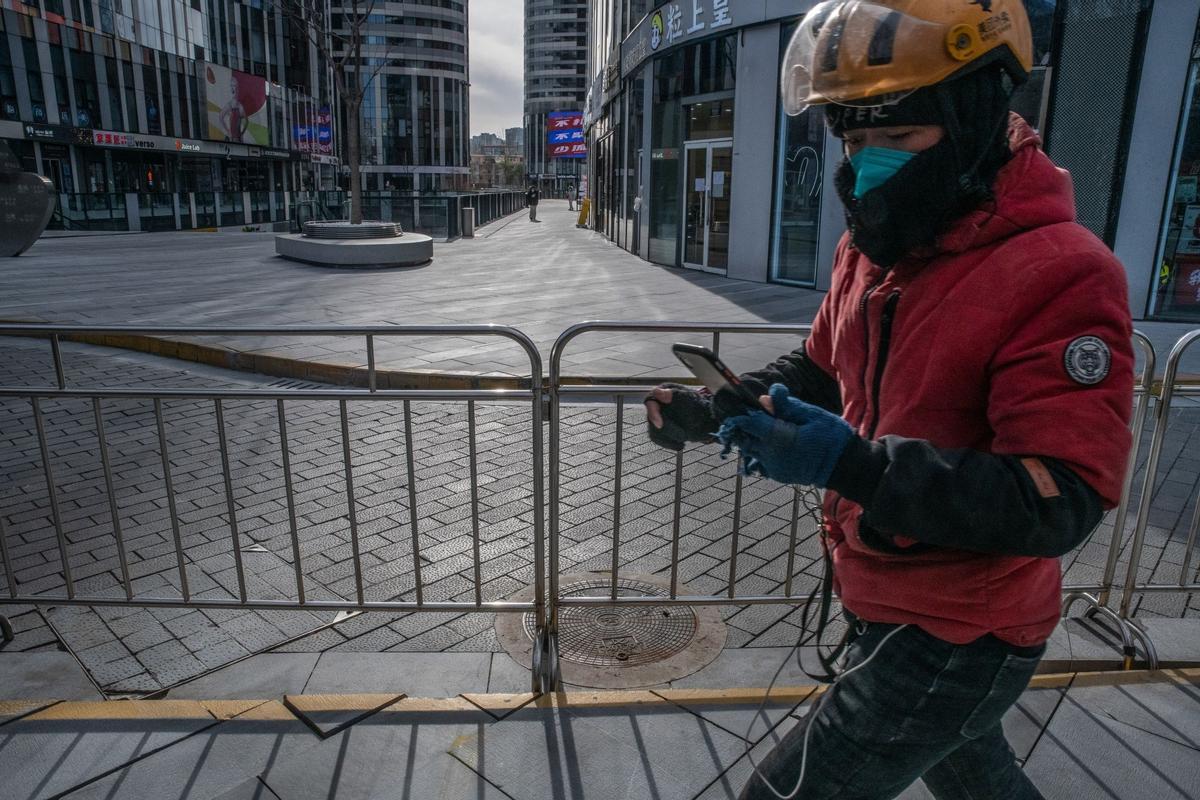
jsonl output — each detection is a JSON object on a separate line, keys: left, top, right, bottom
{"left": 8, "top": 201, "right": 1194, "bottom": 381}
{"left": 0, "top": 663, "right": 1196, "bottom": 799}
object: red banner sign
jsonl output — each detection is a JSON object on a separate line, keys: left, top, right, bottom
{"left": 549, "top": 142, "right": 588, "bottom": 158}
{"left": 547, "top": 113, "right": 583, "bottom": 131}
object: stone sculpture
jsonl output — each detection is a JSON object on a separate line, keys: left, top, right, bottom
{"left": 0, "top": 140, "right": 56, "bottom": 256}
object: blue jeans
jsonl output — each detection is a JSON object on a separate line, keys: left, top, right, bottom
{"left": 739, "top": 622, "right": 1046, "bottom": 800}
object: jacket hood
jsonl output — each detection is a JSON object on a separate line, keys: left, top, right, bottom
{"left": 934, "top": 113, "right": 1077, "bottom": 255}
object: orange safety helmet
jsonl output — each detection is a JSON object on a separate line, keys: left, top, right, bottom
{"left": 781, "top": 0, "right": 1033, "bottom": 116}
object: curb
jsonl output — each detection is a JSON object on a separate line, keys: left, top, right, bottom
{"left": 4, "top": 668, "right": 1197, "bottom": 722}
{"left": 53, "top": 331, "right": 536, "bottom": 391}
{"left": 5, "top": 326, "right": 1200, "bottom": 392}
{"left": 1, "top": 327, "right": 702, "bottom": 391}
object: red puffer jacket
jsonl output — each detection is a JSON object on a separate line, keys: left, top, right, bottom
{"left": 804, "top": 115, "right": 1134, "bottom": 647}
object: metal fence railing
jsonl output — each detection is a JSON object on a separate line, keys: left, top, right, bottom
{"left": 0, "top": 324, "right": 550, "bottom": 691}
{"left": 1061, "top": 330, "right": 1157, "bottom": 666}
{"left": 2, "top": 322, "right": 1198, "bottom": 691}
{"left": 45, "top": 190, "right": 528, "bottom": 238}
{"left": 1104, "top": 329, "right": 1200, "bottom": 668}
{"left": 547, "top": 322, "right": 825, "bottom": 689}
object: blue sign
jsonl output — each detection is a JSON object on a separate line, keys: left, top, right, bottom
{"left": 546, "top": 129, "right": 584, "bottom": 145}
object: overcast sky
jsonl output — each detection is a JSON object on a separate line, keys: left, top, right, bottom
{"left": 469, "top": 1, "right": 525, "bottom": 137}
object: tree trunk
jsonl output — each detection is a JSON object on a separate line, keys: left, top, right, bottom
{"left": 347, "top": 96, "right": 362, "bottom": 224}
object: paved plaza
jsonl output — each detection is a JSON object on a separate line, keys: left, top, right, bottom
{"left": 4, "top": 202, "right": 1197, "bottom": 380}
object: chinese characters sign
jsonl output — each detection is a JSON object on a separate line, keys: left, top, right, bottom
{"left": 623, "top": 0, "right": 747, "bottom": 78}
{"left": 547, "top": 111, "right": 587, "bottom": 159}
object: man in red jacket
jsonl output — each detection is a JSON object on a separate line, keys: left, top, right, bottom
{"left": 645, "top": 2, "right": 1133, "bottom": 798}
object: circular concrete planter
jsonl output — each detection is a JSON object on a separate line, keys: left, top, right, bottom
{"left": 276, "top": 220, "right": 432, "bottom": 269}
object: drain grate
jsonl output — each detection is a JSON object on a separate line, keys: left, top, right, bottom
{"left": 525, "top": 577, "right": 698, "bottom": 667}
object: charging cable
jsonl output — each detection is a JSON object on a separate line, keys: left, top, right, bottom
{"left": 741, "top": 621, "right": 910, "bottom": 800}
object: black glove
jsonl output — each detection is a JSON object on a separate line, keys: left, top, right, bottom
{"left": 644, "top": 383, "right": 723, "bottom": 452}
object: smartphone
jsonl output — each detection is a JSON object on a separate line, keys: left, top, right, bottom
{"left": 671, "top": 343, "right": 762, "bottom": 411}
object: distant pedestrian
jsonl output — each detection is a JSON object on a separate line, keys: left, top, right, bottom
{"left": 526, "top": 184, "right": 540, "bottom": 222}
{"left": 568, "top": 181, "right": 577, "bottom": 212}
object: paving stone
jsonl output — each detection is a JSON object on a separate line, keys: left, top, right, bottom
{"left": 59, "top": 700, "right": 319, "bottom": 800}
{"left": 1024, "top": 678, "right": 1200, "bottom": 800}
{"left": 209, "top": 776, "right": 282, "bottom": 800}
{"left": 0, "top": 699, "right": 58, "bottom": 726}
{"left": 668, "top": 647, "right": 816, "bottom": 690}
{"left": 260, "top": 698, "right": 507, "bottom": 800}
{"left": 461, "top": 691, "right": 540, "bottom": 720}
{"left": 1065, "top": 669, "right": 1200, "bottom": 751}
{"left": 169, "top": 653, "right": 321, "bottom": 700}
{"left": 283, "top": 693, "right": 404, "bottom": 737}
{"left": 450, "top": 693, "right": 749, "bottom": 800}
{"left": 487, "top": 652, "right": 537, "bottom": 694}
{"left": 654, "top": 685, "right": 816, "bottom": 745}
{"left": 303, "top": 651, "right": 492, "bottom": 696}
{"left": 691, "top": 711, "right": 804, "bottom": 800}
{"left": 0, "top": 652, "right": 102, "bottom": 699}
{"left": 0, "top": 700, "right": 219, "bottom": 800}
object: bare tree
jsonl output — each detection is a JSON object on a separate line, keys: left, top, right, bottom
{"left": 277, "top": 0, "right": 391, "bottom": 224}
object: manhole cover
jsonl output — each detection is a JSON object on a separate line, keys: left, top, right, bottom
{"left": 495, "top": 572, "right": 727, "bottom": 689}
{"left": 524, "top": 577, "right": 697, "bottom": 667}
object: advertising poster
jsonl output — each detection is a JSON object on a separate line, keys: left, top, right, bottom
{"left": 1177, "top": 205, "right": 1200, "bottom": 255}
{"left": 547, "top": 111, "right": 586, "bottom": 159}
{"left": 317, "top": 106, "right": 333, "bottom": 155}
{"left": 1172, "top": 256, "right": 1200, "bottom": 311}
{"left": 205, "top": 63, "right": 270, "bottom": 145}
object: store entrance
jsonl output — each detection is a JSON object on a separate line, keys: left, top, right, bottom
{"left": 683, "top": 140, "right": 732, "bottom": 272}
{"left": 42, "top": 157, "right": 69, "bottom": 193}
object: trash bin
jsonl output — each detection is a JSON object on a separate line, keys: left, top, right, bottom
{"left": 461, "top": 206, "right": 476, "bottom": 238}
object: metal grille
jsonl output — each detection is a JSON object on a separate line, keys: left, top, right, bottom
{"left": 1044, "top": 0, "right": 1151, "bottom": 243}
{"left": 525, "top": 577, "right": 698, "bottom": 667}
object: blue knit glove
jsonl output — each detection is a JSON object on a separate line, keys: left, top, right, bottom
{"left": 716, "top": 384, "right": 854, "bottom": 487}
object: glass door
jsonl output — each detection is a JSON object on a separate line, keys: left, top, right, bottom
{"left": 682, "top": 140, "right": 733, "bottom": 272}
{"left": 708, "top": 145, "right": 732, "bottom": 271}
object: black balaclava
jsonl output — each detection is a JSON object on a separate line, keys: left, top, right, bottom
{"left": 827, "top": 64, "right": 1015, "bottom": 268}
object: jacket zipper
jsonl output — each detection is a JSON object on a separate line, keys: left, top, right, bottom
{"left": 856, "top": 274, "right": 887, "bottom": 433}
{"left": 867, "top": 290, "right": 902, "bottom": 438}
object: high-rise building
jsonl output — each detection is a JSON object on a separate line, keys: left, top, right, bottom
{"left": 0, "top": 0, "right": 331, "bottom": 197}
{"left": 524, "top": 0, "right": 588, "bottom": 192}
{"left": 330, "top": 0, "right": 470, "bottom": 193}
{"left": 505, "top": 126, "right": 524, "bottom": 150}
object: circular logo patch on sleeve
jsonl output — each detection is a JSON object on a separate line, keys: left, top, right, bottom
{"left": 1064, "top": 336, "right": 1112, "bottom": 385}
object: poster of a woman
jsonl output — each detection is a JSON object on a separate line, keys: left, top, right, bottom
{"left": 205, "top": 64, "right": 270, "bottom": 145}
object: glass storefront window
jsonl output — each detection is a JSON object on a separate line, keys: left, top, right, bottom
{"left": 1011, "top": 0, "right": 1058, "bottom": 130}
{"left": 770, "top": 106, "right": 825, "bottom": 286}
{"left": 770, "top": 24, "right": 826, "bottom": 287}
{"left": 647, "top": 33, "right": 736, "bottom": 266}
{"left": 686, "top": 98, "right": 733, "bottom": 140}
{"left": 648, "top": 60, "right": 684, "bottom": 265}
{"left": 1151, "top": 31, "right": 1200, "bottom": 322}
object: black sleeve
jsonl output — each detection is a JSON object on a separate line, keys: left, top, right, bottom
{"left": 827, "top": 435, "right": 1105, "bottom": 558}
{"left": 739, "top": 341, "right": 842, "bottom": 415}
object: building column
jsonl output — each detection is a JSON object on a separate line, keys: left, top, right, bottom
{"left": 1112, "top": 0, "right": 1200, "bottom": 319}
{"left": 727, "top": 23, "right": 781, "bottom": 283}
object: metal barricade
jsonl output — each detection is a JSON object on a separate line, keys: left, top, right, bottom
{"left": 549, "top": 324, "right": 1176, "bottom": 685}
{"left": 548, "top": 322, "right": 819, "bottom": 689}
{"left": 0, "top": 324, "right": 550, "bottom": 691}
{"left": 1061, "top": 330, "right": 1157, "bottom": 664}
{"left": 1109, "top": 329, "right": 1200, "bottom": 669}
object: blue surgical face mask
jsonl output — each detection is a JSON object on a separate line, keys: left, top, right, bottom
{"left": 849, "top": 146, "right": 917, "bottom": 199}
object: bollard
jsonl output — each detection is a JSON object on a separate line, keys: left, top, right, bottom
{"left": 461, "top": 206, "right": 476, "bottom": 238}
